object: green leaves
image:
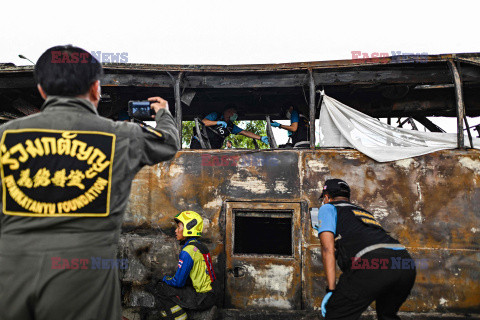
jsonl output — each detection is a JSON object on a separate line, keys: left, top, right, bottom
{"left": 181, "top": 120, "right": 268, "bottom": 149}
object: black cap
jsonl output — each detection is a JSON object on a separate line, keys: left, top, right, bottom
{"left": 320, "top": 179, "right": 350, "bottom": 199}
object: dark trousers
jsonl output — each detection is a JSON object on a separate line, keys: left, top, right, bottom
{"left": 150, "top": 282, "right": 216, "bottom": 319}
{"left": 326, "top": 249, "right": 416, "bottom": 320}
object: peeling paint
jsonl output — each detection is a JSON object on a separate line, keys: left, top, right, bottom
{"left": 167, "top": 164, "right": 184, "bottom": 178}
{"left": 249, "top": 297, "right": 292, "bottom": 309}
{"left": 416, "top": 182, "right": 423, "bottom": 202}
{"left": 306, "top": 160, "right": 329, "bottom": 173}
{"left": 204, "top": 198, "right": 223, "bottom": 209}
{"left": 245, "top": 264, "right": 294, "bottom": 294}
{"left": 230, "top": 174, "right": 268, "bottom": 194}
{"left": 152, "top": 166, "right": 163, "bottom": 180}
{"left": 459, "top": 157, "right": 480, "bottom": 174}
{"left": 395, "top": 158, "right": 415, "bottom": 170}
{"left": 373, "top": 207, "right": 390, "bottom": 219}
{"left": 413, "top": 211, "right": 424, "bottom": 224}
{"left": 125, "top": 149, "right": 480, "bottom": 314}
{"left": 275, "top": 180, "right": 288, "bottom": 193}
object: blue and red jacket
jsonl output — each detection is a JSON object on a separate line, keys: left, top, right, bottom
{"left": 163, "top": 238, "right": 216, "bottom": 293}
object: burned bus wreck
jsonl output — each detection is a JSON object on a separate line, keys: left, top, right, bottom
{"left": 0, "top": 53, "right": 479, "bottom": 319}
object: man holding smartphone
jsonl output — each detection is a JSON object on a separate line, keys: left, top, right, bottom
{"left": 0, "top": 45, "right": 180, "bottom": 320}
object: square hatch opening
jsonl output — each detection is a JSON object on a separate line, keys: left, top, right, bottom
{"left": 233, "top": 211, "right": 293, "bottom": 256}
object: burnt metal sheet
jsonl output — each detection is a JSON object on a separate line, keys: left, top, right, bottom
{"left": 99, "top": 67, "right": 479, "bottom": 88}
{"left": 121, "top": 148, "right": 480, "bottom": 315}
{"left": 224, "top": 202, "right": 302, "bottom": 309}
{"left": 2, "top": 53, "right": 478, "bottom": 73}
{"left": 301, "top": 149, "right": 480, "bottom": 312}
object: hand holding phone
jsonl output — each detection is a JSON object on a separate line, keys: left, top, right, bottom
{"left": 128, "top": 97, "right": 169, "bottom": 121}
{"left": 148, "top": 96, "right": 169, "bottom": 115}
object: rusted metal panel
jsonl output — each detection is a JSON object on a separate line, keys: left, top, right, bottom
{"left": 121, "top": 148, "right": 480, "bottom": 315}
{"left": 224, "top": 202, "right": 302, "bottom": 309}
{"left": 121, "top": 150, "right": 302, "bottom": 311}
{"left": 301, "top": 149, "right": 480, "bottom": 312}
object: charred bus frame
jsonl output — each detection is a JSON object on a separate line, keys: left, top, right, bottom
{"left": 0, "top": 53, "right": 479, "bottom": 318}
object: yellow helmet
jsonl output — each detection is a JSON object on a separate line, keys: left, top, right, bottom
{"left": 174, "top": 211, "right": 203, "bottom": 237}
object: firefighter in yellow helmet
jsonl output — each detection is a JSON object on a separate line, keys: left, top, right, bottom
{"left": 147, "top": 211, "right": 217, "bottom": 320}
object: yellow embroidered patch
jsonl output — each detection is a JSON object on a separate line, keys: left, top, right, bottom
{"left": 0, "top": 129, "right": 115, "bottom": 217}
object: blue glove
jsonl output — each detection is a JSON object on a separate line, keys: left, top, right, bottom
{"left": 260, "top": 136, "right": 269, "bottom": 145}
{"left": 270, "top": 121, "right": 281, "bottom": 128}
{"left": 217, "top": 121, "right": 227, "bottom": 128}
{"left": 321, "top": 292, "right": 332, "bottom": 317}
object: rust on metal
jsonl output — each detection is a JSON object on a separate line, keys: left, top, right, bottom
{"left": 121, "top": 149, "right": 480, "bottom": 314}
{"left": 0, "top": 53, "right": 479, "bottom": 317}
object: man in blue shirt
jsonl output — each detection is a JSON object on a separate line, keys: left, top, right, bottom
{"left": 270, "top": 105, "right": 309, "bottom": 148}
{"left": 190, "top": 104, "right": 269, "bottom": 149}
{"left": 317, "top": 179, "right": 416, "bottom": 319}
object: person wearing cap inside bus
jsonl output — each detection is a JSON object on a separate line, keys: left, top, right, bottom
{"left": 317, "top": 179, "right": 416, "bottom": 320}
{"left": 146, "top": 211, "right": 217, "bottom": 320}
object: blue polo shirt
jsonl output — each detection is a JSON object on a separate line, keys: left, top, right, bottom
{"left": 317, "top": 204, "right": 337, "bottom": 236}
{"left": 317, "top": 203, "right": 404, "bottom": 251}
{"left": 205, "top": 112, "right": 243, "bottom": 134}
{"left": 290, "top": 110, "right": 299, "bottom": 124}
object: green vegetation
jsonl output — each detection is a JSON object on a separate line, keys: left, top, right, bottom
{"left": 182, "top": 120, "right": 268, "bottom": 149}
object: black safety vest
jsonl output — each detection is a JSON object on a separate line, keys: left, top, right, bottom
{"left": 330, "top": 201, "right": 399, "bottom": 272}
{"left": 187, "top": 239, "right": 217, "bottom": 283}
{"left": 194, "top": 121, "right": 235, "bottom": 149}
{"left": 291, "top": 114, "right": 309, "bottom": 145}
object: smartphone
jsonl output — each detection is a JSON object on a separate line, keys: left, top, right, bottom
{"left": 128, "top": 101, "right": 155, "bottom": 121}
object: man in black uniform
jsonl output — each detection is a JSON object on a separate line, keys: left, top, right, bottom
{"left": 0, "top": 45, "right": 180, "bottom": 320}
{"left": 190, "top": 104, "right": 269, "bottom": 149}
{"left": 317, "top": 179, "right": 416, "bottom": 320}
{"left": 270, "top": 104, "right": 310, "bottom": 148}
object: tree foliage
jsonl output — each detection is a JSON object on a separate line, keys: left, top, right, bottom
{"left": 181, "top": 120, "right": 269, "bottom": 149}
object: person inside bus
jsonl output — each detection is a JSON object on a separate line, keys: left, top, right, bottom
{"left": 270, "top": 104, "right": 310, "bottom": 148}
{"left": 190, "top": 104, "right": 269, "bottom": 149}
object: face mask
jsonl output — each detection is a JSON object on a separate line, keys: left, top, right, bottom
{"left": 230, "top": 113, "right": 238, "bottom": 122}
{"left": 286, "top": 111, "right": 291, "bottom": 120}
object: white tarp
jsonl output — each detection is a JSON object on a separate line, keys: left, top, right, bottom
{"left": 318, "top": 94, "right": 480, "bottom": 162}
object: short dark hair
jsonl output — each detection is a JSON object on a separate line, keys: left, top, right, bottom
{"left": 223, "top": 103, "right": 237, "bottom": 111}
{"left": 34, "top": 45, "right": 103, "bottom": 97}
{"left": 281, "top": 102, "right": 296, "bottom": 115}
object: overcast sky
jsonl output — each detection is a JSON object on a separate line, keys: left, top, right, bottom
{"left": 1, "top": 0, "right": 479, "bottom": 135}
{"left": 2, "top": 0, "right": 478, "bottom": 65}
